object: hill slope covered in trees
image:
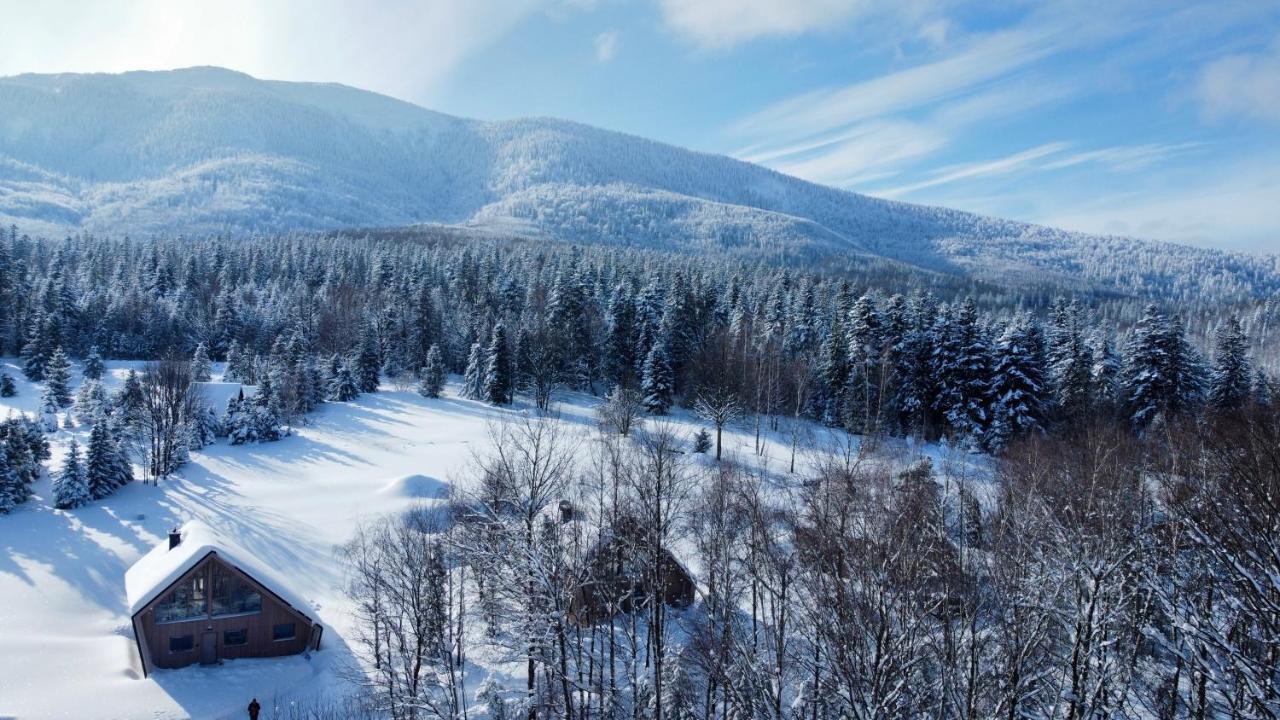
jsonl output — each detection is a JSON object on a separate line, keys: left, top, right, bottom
{"left": 1, "top": 67, "right": 1276, "bottom": 301}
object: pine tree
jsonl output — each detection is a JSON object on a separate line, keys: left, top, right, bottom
{"left": 85, "top": 422, "right": 116, "bottom": 499}
{"left": 692, "top": 428, "right": 711, "bottom": 454}
{"left": 355, "top": 323, "right": 382, "bottom": 393}
{"left": 418, "top": 344, "right": 446, "bottom": 399}
{"left": 934, "top": 298, "right": 992, "bottom": 444}
{"left": 223, "top": 339, "right": 246, "bottom": 382}
{"left": 604, "top": 282, "right": 636, "bottom": 388}
{"left": 74, "top": 379, "right": 107, "bottom": 423}
{"left": 20, "top": 309, "right": 48, "bottom": 381}
{"left": 0, "top": 445, "right": 22, "bottom": 514}
{"left": 44, "top": 346, "right": 73, "bottom": 407}
{"left": 52, "top": 439, "right": 90, "bottom": 509}
{"left": 817, "top": 317, "right": 849, "bottom": 425}
{"left": 190, "top": 342, "right": 212, "bottom": 382}
{"left": 477, "top": 676, "right": 508, "bottom": 720}
{"left": 641, "top": 340, "right": 674, "bottom": 415}
{"left": 0, "top": 373, "right": 15, "bottom": 397}
{"left": 82, "top": 346, "right": 104, "bottom": 380}
{"left": 1254, "top": 368, "right": 1273, "bottom": 407}
{"left": 39, "top": 383, "right": 60, "bottom": 432}
{"left": 115, "top": 370, "right": 145, "bottom": 429}
{"left": 987, "top": 315, "right": 1048, "bottom": 451}
{"left": 329, "top": 363, "right": 360, "bottom": 402}
{"left": 1123, "top": 305, "right": 1205, "bottom": 427}
{"left": 461, "top": 340, "right": 485, "bottom": 400}
{"left": 483, "top": 323, "right": 513, "bottom": 405}
{"left": 1207, "top": 315, "right": 1251, "bottom": 411}
{"left": 845, "top": 293, "right": 885, "bottom": 433}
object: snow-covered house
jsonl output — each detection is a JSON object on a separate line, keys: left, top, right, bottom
{"left": 125, "top": 521, "right": 322, "bottom": 675}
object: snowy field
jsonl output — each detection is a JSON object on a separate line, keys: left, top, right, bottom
{"left": 0, "top": 358, "right": 977, "bottom": 720}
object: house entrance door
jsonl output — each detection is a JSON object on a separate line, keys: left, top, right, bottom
{"left": 201, "top": 630, "right": 217, "bottom": 665}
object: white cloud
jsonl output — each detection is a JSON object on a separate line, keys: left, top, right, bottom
{"left": 659, "top": 0, "right": 864, "bottom": 49}
{"left": 877, "top": 143, "right": 1068, "bottom": 198}
{"left": 594, "top": 30, "right": 620, "bottom": 62}
{"left": 1034, "top": 160, "right": 1280, "bottom": 254}
{"left": 1196, "top": 41, "right": 1280, "bottom": 124}
{"left": 0, "top": 0, "right": 548, "bottom": 104}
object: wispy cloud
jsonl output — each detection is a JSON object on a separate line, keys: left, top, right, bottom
{"left": 1196, "top": 40, "right": 1280, "bottom": 124}
{"left": 658, "top": 0, "right": 865, "bottom": 49}
{"left": 594, "top": 30, "right": 620, "bottom": 62}
{"left": 877, "top": 143, "right": 1068, "bottom": 198}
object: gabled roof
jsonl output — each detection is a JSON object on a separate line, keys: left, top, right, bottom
{"left": 124, "top": 520, "right": 315, "bottom": 620}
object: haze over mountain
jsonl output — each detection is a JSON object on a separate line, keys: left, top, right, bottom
{"left": 1, "top": 67, "right": 1275, "bottom": 300}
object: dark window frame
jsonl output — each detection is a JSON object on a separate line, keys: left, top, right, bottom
{"left": 169, "top": 634, "right": 195, "bottom": 653}
{"left": 272, "top": 622, "right": 296, "bottom": 641}
{"left": 223, "top": 628, "right": 248, "bottom": 646}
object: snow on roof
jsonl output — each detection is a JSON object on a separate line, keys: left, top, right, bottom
{"left": 192, "top": 381, "right": 255, "bottom": 412}
{"left": 124, "top": 520, "right": 316, "bottom": 621}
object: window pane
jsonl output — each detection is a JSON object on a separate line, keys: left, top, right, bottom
{"left": 211, "top": 565, "right": 262, "bottom": 617}
{"left": 272, "top": 623, "right": 296, "bottom": 641}
{"left": 169, "top": 635, "right": 194, "bottom": 652}
{"left": 154, "top": 575, "right": 208, "bottom": 623}
{"left": 223, "top": 628, "right": 248, "bottom": 646}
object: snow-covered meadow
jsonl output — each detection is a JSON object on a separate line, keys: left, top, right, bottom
{"left": 1, "top": 358, "right": 964, "bottom": 720}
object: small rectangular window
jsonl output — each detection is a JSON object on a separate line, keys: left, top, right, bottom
{"left": 272, "top": 623, "right": 296, "bottom": 641}
{"left": 223, "top": 628, "right": 248, "bottom": 646}
{"left": 169, "top": 635, "right": 194, "bottom": 653}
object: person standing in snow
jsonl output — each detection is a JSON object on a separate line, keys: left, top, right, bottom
{"left": 247, "top": 698, "right": 260, "bottom": 720}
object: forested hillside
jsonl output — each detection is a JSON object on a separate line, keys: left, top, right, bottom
{"left": 2, "top": 67, "right": 1277, "bottom": 303}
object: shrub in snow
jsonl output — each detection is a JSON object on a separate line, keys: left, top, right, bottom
{"left": 0, "top": 373, "right": 15, "bottom": 397}
{"left": 692, "top": 428, "right": 711, "bottom": 454}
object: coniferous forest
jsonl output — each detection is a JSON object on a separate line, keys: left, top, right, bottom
{"left": 1, "top": 224, "right": 1279, "bottom": 719}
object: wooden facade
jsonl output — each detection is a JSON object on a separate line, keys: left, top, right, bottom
{"left": 131, "top": 551, "right": 321, "bottom": 675}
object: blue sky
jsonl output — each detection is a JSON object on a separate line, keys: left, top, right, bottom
{"left": 3, "top": 0, "right": 1278, "bottom": 252}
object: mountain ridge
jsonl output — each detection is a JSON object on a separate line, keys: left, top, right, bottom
{"left": 1, "top": 66, "right": 1275, "bottom": 300}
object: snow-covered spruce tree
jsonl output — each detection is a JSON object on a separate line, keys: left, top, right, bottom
{"left": 20, "top": 309, "right": 48, "bottom": 381}
{"left": 987, "top": 314, "right": 1048, "bottom": 452}
{"left": 844, "top": 292, "right": 885, "bottom": 434}
{"left": 483, "top": 323, "right": 513, "bottom": 405}
{"left": 476, "top": 677, "right": 508, "bottom": 720}
{"left": 1207, "top": 315, "right": 1251, "bottom": 411}
{"left": 354, "top": 323, "right": 382, "bottom": 394}
{"left": 85, "top": 421, "right": 117, "bottom": 499}
{"left": 329, "top": 363, "right": 360, "bottom": 402}
{"left": 604, "top": 282, "right": 637, "bottom": 389}
{"left": 190, "top": 342, "right": 212, "bottom": 382}
{"left": 1089, "top": 331, "right": 1122, "bottom": 413}
{"left": 74, "top": 379, "right": 107, "bottom": 423}
{"left": 0, "top": 445, "right": 23, "bottom": 514}
{"left": 52, "top": 439, "right": 90, "bottom": 510}
{"left": 0, "top": 372, "right": 15, "bottom": 397}
{"left": 222, "top": 339, "right": 246, "bottom": 382}
{"left": 1050, "top": 307, "right": 1094, "bottom": 424}
{"left": 82, "top": 346, "right": 104, "bottom": 381}
{"left": 114, "top": 369, "right": 145, "bottom": 427}
{"left": 692, "top": 428, "right": 711, "bottom": 454}
{"left": 1255, "top": 368, "right": 1274, "bottom": 407}
{"left": 934, "top": 298, "right": 992, "bottom": 445}
{"left": 417, "top": 344, "right": 446, "bottom": 398}
{"left": 461, "top": 340, "right": 485, "bottom": 400}
{"left": 39, "top": 383, "right": 60, "bottom": 432}
{"left": 1122, "top": 305, "right": 1205, "bottom": 427}
{"left": 44, "top": 346, "right": 73, "bottom": 407}
{"left": 641, "top": 339, "right": 675, "bottom": 415}
{"left": 816, "top": 316, "right": 849, "bottom": 425}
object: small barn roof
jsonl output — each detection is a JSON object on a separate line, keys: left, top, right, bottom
{"left": 124, "top": 520, "right": 315, "bottom": 620}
